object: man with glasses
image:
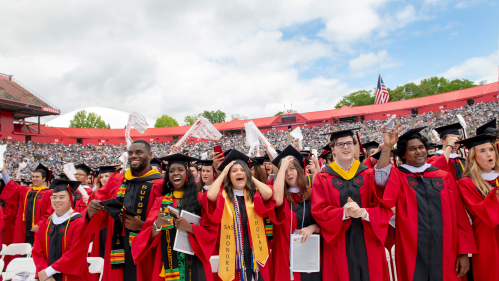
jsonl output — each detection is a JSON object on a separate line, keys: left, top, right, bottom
{"left": 73, "top": 164, "right": 95, "bottom": 212}
{"left": 311, "top": 128, "right": 393, "bottom": 281}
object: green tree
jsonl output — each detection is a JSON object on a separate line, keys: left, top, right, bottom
{"left": 210, "top": 110, "right": 226, "bottom": 123}
{"left": 274, "top": 109, "right": 297, "bottom": 116}
{"left": 334, "top": 90, "right": 375, "bottom": 108}
{"left": 230, "top": 113, "right": 247, "bottom": 120}
{"left": 184, "top": 113, "right": 202, "bottom": 126}
{"left": 154, "top": 114, "right": 179, "bottom": 127}
{"left": 69, "top": 110, "right": 108, "bottom": 128}
{"left": 202, "top": 110, "right": 213, "bottom": 122}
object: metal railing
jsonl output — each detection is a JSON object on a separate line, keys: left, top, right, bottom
{"left": 11, "top": 78, "right": 59, "bottom": 110}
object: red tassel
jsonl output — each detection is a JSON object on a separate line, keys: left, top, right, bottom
{"left": 356, "top": 132, "right": 366, "bottom": 156}
{"left": 186, "top": 169, "right": 189, "bottom": 182}
{"left": 248, "top": 160, "right": 252, "bottom": 168}
{"left": 122, "top": 208, "right": 126, "bottom": 236}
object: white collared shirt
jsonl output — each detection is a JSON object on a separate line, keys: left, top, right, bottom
{"left": 436, "top": 150, "right": 460, "bottom": 159}
{"left": 233, "top": 189, "right": 244, "bottom": 197}
{"left": 481, "top": 170, "right": 499, "bottom": 181}
{"left": 400, "top": 163, "right": 432, "bottom": 173}
{"left": 45, "top": 208, "right": 80, "bottom": 277}
{"left": 288, "top": 187, "right": 300, "bottom": 194}
{"left": 203, "top": 185, "right": 211, "bottom": 191}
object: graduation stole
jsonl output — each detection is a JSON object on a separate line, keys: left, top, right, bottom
{"left": 23, "top": 186, "right": 49, "bottom": 226}
{"left": 329, "top": 160, "right": 360, "bottom": 180}
{"left": 219, "top": 189, "right": 269, "bottom": 281}
{"left": 159, "top": 193, "right": 182, "bottom": 281}
{"left": 110, "top": 169, "right": 161, "bottom": 268}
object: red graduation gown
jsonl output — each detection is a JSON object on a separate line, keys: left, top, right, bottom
{"left": 270, "top": 190, "right": 321, "bottom": 281}
{"left": 457, "top": 176, "right": 499, "bottom": 281}
{"left": 73, "top": 187, "right": 95, "bottom": 213}
{"left": 81, "top": 172, "right": 164, "bottom": 281}
{"left": 362, "top": 158, "right": 377, "bottom": 168}
{"left": 33, "top": 213, "right": 92, "bottom": 281}
{"left": 427, "top": 154, "right": 466, "bottom": 182}
{"left": 131, "top": 193, "right": 218, "bottom": 281}
{"left": 204, "top": 189, "right": 275, "bottom": 281}
{"left": 0, "top": 181, "right": 53, "bottom": 244}
{"left": 382, "top": 165, "right": 476, "bottom": 281}
{"left": 311, "top": 164, "right": 393, "bottom": 281}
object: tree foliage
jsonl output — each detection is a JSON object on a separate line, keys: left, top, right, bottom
{"left": 274, "top": 109, "right": 297, "bottom": 116}
{"left": 69, "top": 110, "right": 108, "bottom": 128}
{"left": 184, "top": 110, "right": 226, "bottom": 125}
{"left": 334, "top": 77, "right": 476, "bottom": 108}
{"left": 154, "top": 114, "right": 179, "bottom": 128}
{"left": 334, "top": 90, "right": 375, "bottom": 108}
{"left": 230, "top": 113, "right": 248, "bottom": 120}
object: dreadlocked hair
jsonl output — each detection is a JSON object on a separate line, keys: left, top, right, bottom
{"left": 223, "top": 160, "right": 257, "bottom": 203}
{"left": 395, "top": 135, "right": 430, "bottom": 164}
{"left": 162, "top": 163, "right": 201, "bottom": 214}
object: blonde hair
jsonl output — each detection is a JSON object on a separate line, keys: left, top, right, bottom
{"left": 463, "top": 143, "right": 499, "bottom": 197}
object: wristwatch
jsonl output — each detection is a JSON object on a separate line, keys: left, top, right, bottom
{"left": 153, "top": 221, "right": 161, "bottom": 231}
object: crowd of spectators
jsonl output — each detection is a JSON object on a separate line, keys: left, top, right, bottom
{"left": 4, "top": 101, "right": 498, "bottom": 180}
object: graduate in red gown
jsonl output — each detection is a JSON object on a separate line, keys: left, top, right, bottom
{"left": 427, "top": 123, "right": 467, "bottom": 182}
{"left": 33, "top": 179, "right": 92, "bottom": 281}
{"left": 375, "top": 125, "right": 476, "bottom": 281}
{"left": 1, "top": 162, "right": 53, "bottom": 245}
{"left": 270, "top": 145, "right": 321, "bottom": 281}
{"left": 72, "top": 163, "right": 95, "bottom": 212}
{"left": 455, "top": 134, "right": 499, "bottom": 281}
{"left": 361, "top": 141, "right": 380, "bottom": 168}
{"left": 82, "top": 140, "right": 164, "bottom": 281}
{"left": 205, "top": 149, "right": 275, "bottom": 281}
{"left": 311, "top": 129, "right": 393, "bottom": 281}
{"left": 132, "top": 154, "right": 218, "bottom": 281}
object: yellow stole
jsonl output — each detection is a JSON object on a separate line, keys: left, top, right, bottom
{"left": 124, "top": 168, "right": 161, "bottom": 180}
{"left": 329, "top": 160, "right": 360, "bottom": 180}
{"left": 219, "top": 189, "right": 269, "bottom": 281}
{"left": 23, "top": 185, "right": 49, "bottom": 224}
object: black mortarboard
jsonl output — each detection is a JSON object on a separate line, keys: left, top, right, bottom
{"left": 49, "top": 179, "right": 81, "bottom": 194}
{"left": 98, "top": 165, "right": 118, "bottom": 174}
{"left": 99, "top": 199, "right": 139, "bottom": 220}
{"left": 251, "top": 157, "right": 265, "bottom": 166}
{"left": 456, "top": 134, "right": 498, "bottom": 150}
{"left": 397, "top": 127, "right": 427, "bottom": 142}
{"left": 323, "top": 128, "right": 360, "bottom": 142}
{"left": 322, "top": 143, "right": 331, "bottom": 151}
{"left": 299, "top": 151, "right": 312, "bottom": 157}
{"left": 150, "top": 158, "right": 163, "bottom": 170}
{"left": 434, "top": 123, "right": 462, "bottom": 138}
{"left": 58, "top": 173, "right": 69, "bottom": 180}
{"left": 160, "top": 154, "right": 200, "bottom": 167}
{"left": 34, "top": 163, "right": 51, "bottom": 181}
{"left": 223, "top": 149, "right": 232, "bottom": 157}
{"left": 362, "top": 141, "right": 379, "bottom": 151}
{"left": 476, "top": 119, "right": 497, "bottom": 136}
{"left": 196, "top": 160, "right": 214, "bottom": 167}
{"left": 434, "top": 142, "right": 443, "bottom": 150}
{"left": 75, "top": 163, "right": 92, "bottom": 175}
{"left": 217, "top": 149, "right": 251, "bottom": 171}
{"left": 371, "top": 150, "right": 394, "bottom": 160}
{"left": 271, "top": 145, "right": 306, "bottom": 169}
{"left": 319, "top": 150, "right": 331, "bottom": 160}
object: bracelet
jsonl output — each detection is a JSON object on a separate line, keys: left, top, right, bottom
{"left": 152, "top": 221, "right": 161, "bottom": 231}
{"left": 446, "top": 145, "right": 453, "bottom": 149}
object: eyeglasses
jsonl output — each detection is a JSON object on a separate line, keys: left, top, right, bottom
{"left": 335, "top": 141, "right": 354, "bottom": 148}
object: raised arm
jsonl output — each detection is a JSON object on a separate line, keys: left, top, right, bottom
{"left": 206, "top": 161, "right": 234, "bottom": 202}
{"left": 252, "top": 176, "right": 273, "bottom": 201}
{"left": 273, "top": 156, "right": 293, "bottom": 207}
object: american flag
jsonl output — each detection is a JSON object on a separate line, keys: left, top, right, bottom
{"left": 375, "top": 75, "right": 390, "bottom": 104}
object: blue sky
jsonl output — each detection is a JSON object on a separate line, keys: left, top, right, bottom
{"left": 0, "top": 0, "right": 497, "bottom": 125}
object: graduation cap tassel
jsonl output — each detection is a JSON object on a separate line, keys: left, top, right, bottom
{"left": 67, "top": 186, "right": 74, "bottom": 209}
{"left": 248, "top": 160, "right": 252, "bottom": 168}
{"left": 356, "top": 132, "right": 366, "bottom": 156}
{"left": 303, "top": 158, "right": 306, "bottom": 176}
{"left": 186, "top": 169, "right": 189, "bottom": 182}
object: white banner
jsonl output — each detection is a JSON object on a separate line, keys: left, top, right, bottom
{"left": 63, "top": 163, "right": 89, "bottom": 200}
{"left": 244, "top": 121, "right": 278, "bottom": 158}
{"left": 290, "top": 126, "right": 304, "bottom": 149}
{"left": 176, "top": 117, "right": 222, "bottom": 148}
{"left": 119, "top": 152, "right": 128, "bottom": 173}
{"left": 0, "top": 145, "right": 7, "bottom": 171}
{"left": 16, "top": 162, "right": 27, "bottom": 179}
{"left": 457, "top": 114, "right": 468, "bottom": 138}
{"left": 125, "top": 112, "right": 149, "bottom": 148}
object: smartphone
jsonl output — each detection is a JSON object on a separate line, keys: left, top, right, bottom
{"left": 214, "top": 145, "right": 224, "bottom": 159}
{"left": 166, "top": 206, "right": 180, "bottom": 219}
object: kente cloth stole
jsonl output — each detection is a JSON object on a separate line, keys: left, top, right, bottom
{"left": 219, "top": 189, "right": 269, "bottom": 281}
{"left": 110, "top": 169, "right": 161, "bottom": 267}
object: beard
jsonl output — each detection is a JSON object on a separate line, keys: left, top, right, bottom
{"left": 130, "top": 162, "right": 146, "bottom": 172}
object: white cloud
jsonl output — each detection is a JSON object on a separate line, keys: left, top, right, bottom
{"left": 0, "top": 0, "right": 430, "bottom": 124}
{"left": 349, "top": 50, "right": 390, "bottom": 71}
{"left": 438, "top": 50, "right": 498, "bottom": 84}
